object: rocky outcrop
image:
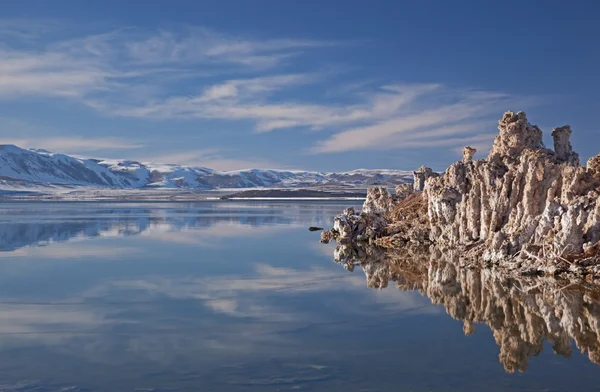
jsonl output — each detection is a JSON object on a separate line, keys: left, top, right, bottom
{"left": 489, "top": 111, "right": 545, "bottom": 159}
{"left": 320, "top": 188, "right": 389, "bottom": 244}
{"left": 321, "top": 111, "right": 600, "bottom": 279}
{"left": 331, "top": 244, "right": 600, "bottom": 373}
{"left": 552, "top": 125, "right": 579, "bottom": 165}
{"left": 587, "top": 153, "right": 600, "bottom": 172}
{"left": 426, "top": 111, "right": 600, "bottom": 275}
{"left": 361, "top": 187, "right": 393, "bottom": 214}
{"left": 462, "top": 146, "right": 476, "bottom": 163}
{"left": 412, "top": 166, "right": 438, "bottom": 192}
{"left": 394, "top": 184, "right": 414, "bottom": 200}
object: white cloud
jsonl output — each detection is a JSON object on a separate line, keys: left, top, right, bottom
{"left": 107, "top": 81, "right": 441, "bottom": 132}
{"left": 138, "top": 149, "right": 282, "bottom": 171}
{"left": 123, "top": 27, "right": 333, "bottom": 67}
{"left": 0, "top": 19, "right": 539, "bottom": 159}
{"left": 0, "top": 18, "right": 63, "bottom": 41}
{"left": 0, "top": 21, "right": 333, "bottom": 101}
{"left": 97, "top": 78, "right": 524, "bottom": 157}
{"left": 0, "top": 137, "right": 144, "bottom": 153}
{"left": 311, "top": 90, "right": 514, "bottom": 153}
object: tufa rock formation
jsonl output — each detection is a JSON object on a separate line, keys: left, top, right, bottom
{"left": 552, "top": 125, "right": 579, "bottom": 165}
{"left": 322, "top": 111, "right": 600, "bottom": 279}
{"left": 426, "top": 111, "right": 600, "bottom": 273}
{"left": 321, "top": 191, "right": 390, "bottom": 244}
{"left": 394, "top": 183, "right": 414, "bottom": 200}
{"left": 412, "top": 165, "right": 438, "bottom": 192}
{"left": 462, "top": 146, "right": 476, "bottom": 163}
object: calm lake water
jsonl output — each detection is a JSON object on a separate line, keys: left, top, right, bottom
{"left": 0, "top": 201, "right": 599, "bottom": 391}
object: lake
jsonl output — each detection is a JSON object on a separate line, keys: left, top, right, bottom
{"left": 0, "top": 201, "right": 598, "bottom": 391}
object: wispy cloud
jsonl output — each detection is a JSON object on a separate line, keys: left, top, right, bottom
{"left": 0, "top": 137, "right": 144, "bottom": 153}
{"left": 123, "top": 27, "right": 333, "bottom": 67}
{"left": 107, "top": 79, "right": 520, "bottom": 154}
{"left": 311, "top": 89, "right": 513, "bottom": 153}
{"left": 136, "top": 148, "right": 282, "bottom": 171}
{"left": 0, "top": 19, "right": 538, "bottom": 159}
{"left": 104, "top": 81, "right": 444, "bottom": 131}
{"left": 0, "top": 18, "right": 63, "bottom": 41}
{"left": 0, "top": 21, "right": 333, "bottom": 101}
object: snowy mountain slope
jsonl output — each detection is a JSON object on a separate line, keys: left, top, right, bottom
{"left": 0, "top": 145, "right": 134, "bottom": 187}
{"left": 0, "top": 145, "right": 413, "bottom": 190}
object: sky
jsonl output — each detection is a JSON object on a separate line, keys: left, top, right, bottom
{"left": 0, "top": 0, "right": 598, "bottom": 172}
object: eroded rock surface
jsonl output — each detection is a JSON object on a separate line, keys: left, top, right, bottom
{"left": 462, "top": 146, "right": 476, "bottom": 163}
{"left": 394, "top": 184, "right": 414, "bottom": 200}
{"left": 552, "top": 125, "right": 579, "bottom": 165}
{"left": 426, "top": 111, "right": 600, "bottom": 275}
{"left": 320, "top": 187, "right": 389, "bottom": 244}
{"left": 361, "top": 187, "right": 393, "bottom": 215}
{"left": 412, "top": 166, "right": 438, "bottom": 192}
{"left": 321, "top": 111, "right": 600, "bottom": 278}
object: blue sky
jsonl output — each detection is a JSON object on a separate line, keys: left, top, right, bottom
{"left": 0, "top": 0, "right": 598, "bottom": 172}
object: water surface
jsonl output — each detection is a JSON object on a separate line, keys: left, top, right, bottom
{"left": 0, "top": 201, "right": 598, "bottom": 391}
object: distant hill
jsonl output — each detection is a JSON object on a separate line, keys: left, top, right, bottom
{"left": 0, "top": 144, "right": 412, "bottom": 190}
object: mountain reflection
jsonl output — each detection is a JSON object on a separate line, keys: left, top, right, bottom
{"left": 333, "top": 243, "right": 600, "bottom": 373}
{"left": 0, "top": 202, "right": 341, "bottom": 252}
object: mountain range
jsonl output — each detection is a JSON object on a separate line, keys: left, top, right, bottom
{"left": 0, "top": 144, "right": 412, "bottom": 190}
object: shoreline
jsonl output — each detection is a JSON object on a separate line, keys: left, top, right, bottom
{"left": 0, "top": 187, "right": 373, "bottom": 202}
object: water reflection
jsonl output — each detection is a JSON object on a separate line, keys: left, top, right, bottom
{"left": 333, "top": 243, "right": 600, "bottom": 373}
{"left": 0, "top": 202, "right": 341, "bottom": 252}
{"left": 1, "top": 202, "right": 600, "bottom": 390}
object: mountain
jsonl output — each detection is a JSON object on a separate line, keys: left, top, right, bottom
{"left": 0, "top": 144, "right": 412, "bottom": 190}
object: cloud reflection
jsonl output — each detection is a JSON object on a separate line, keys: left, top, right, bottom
{"left": 0, "top": 202, "right": 345, "bottom": 252}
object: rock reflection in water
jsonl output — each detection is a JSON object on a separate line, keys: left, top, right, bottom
{"left": 333, "top": 243, "right": 600, "bottom": 373}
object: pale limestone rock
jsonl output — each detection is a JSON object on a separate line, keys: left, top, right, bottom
{"left": 321, "top": 110, "right": 600, "bottom": 277}
{"left": 462, "top": 146, "right": 476, "bottom": 163}
{"left": 587, "top": 153, "right": 600, "bottom": 172}
{"left": 423, "top": 111, "right": 600, "bottom": 272}
{"left": 324, "top": 188, "right": 391, "bottom": 244}
{"left": 489, "top": 111, "right": 544, "bottom": 160}
{"left": 362, "top": 187, "right": 392, "bottom": 215}
{"left": 552, "top": 125, "right": 579, "bottom": 165}
{"left": 394, "top": 184, "right": 414, "bottom": 200}
{"left": 413, "top": 165, "right": 438, "bottom": 192}
{"left": 320, "top": 230, "right": 334, "bottom": 244}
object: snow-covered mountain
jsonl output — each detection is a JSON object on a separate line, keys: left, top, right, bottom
{"left": 0, "top": 144, "right": 412, "bottom": 190}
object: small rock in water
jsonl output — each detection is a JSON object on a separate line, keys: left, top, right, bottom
{"left": 308, "top": 226, "right": 324, "bottom": 231}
